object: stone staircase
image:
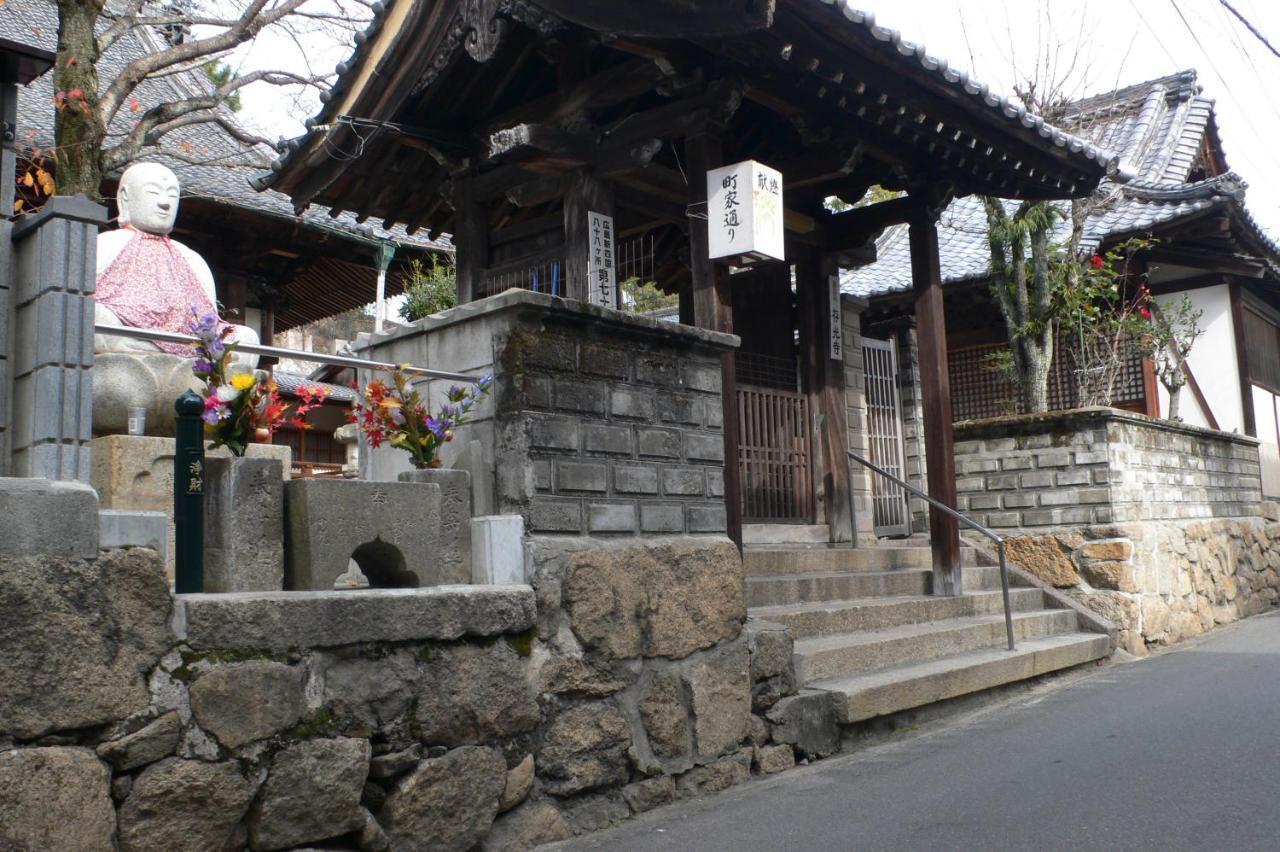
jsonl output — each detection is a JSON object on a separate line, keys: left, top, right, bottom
{"left": 746, "top": 543, "right": 1112, "bottom": 725}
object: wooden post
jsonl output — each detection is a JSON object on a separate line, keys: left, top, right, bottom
{"left": 686, "top": 129, "right": 742, "bottom": 548}
{"left": 1230, "top": 281, "right": 1257, "bottom": 437}
{"left": 796, "top": 248, "right": 853, "bottom": 540}
{"left": 562, "top": 169, "right": 614, "bottom": 304}
{"left": 908, "top": 211, "right": 961, "bottom": 596}
{"left": 452, "top": 172, "right": 488, "bottom": 304}
{"left": 223, "top": 276, "right": 248, "bottom": 326}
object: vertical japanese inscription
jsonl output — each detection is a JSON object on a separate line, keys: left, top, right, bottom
{"left": 587, "top": 210, "right": 616, "bottom": 308}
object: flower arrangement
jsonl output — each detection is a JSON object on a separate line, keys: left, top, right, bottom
{"left": 188, "top": 310, "right": 328, "bottom": 455}
{"left": 351, "top": 367, "right": 493, "bottom": 469}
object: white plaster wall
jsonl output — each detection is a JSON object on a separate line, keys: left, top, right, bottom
{"left": 1155, "top": 284, "right": 1242, "bottom": 431}
{"left": 1251, "top": 384, "right": 1280, "bottom": 497}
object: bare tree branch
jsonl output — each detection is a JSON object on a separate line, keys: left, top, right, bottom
{"left": 99, "top": 0, "right": 311, "bottom": 128}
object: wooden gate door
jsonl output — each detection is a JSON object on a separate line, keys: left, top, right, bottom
{"left": 731, "top": 264, "right": 815, "bottom": 523}
{"left": 863, "top": 336, "right": 912, "bottom": 536}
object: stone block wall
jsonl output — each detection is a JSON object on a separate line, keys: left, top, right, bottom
{"left": 0, "top": 534, "right": 807, "bottom": 850}
{"left": 999, "top": 515, "right": 1280, "bottom": 655}
{"left": 953, "top": 408, "right": 1263, "bottom": 529}
{"left": 358, "top": 291, "right": 737, "bottom": 537}
{"left": 5, "top": 197, "right": 106, "bottom": 482}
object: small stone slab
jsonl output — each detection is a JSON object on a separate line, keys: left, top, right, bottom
{"left": 204, "top": 457, "right": 285, "bottom": 593}
{"left": 284, "top": 478, "right": 464, "bottom": 590}
{"left": 176, "top": 586, "right": 536, "bottom": 652}
{"left": 0, "top": 477, "right": 98, "bottom": 558}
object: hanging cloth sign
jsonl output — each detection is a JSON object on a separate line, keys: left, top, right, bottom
{"left": 707, "top": 160, "right": 784, "bottom": 264}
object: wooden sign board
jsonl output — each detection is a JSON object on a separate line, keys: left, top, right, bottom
{"left": 587, "top": 210, "right": 616, "bottom": 307}
{"left": 707, "top": 160, "right": 784, "bottom": 264}
{"left": 829, "top": 274, "right": 844, "bottom": 361}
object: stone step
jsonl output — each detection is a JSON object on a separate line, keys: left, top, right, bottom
{"left": 793, "top": 610, "right": 1080, "bottom": 683}
{"left": 751, "top": 589, "right": 1050, "bottom": 640}
{"left": 745, "top": 565, "right": 1024, "bottom": 608}
{"left": 743, "top": 545, "right": 983, "bottom": 577}
{"left": 742, "top": 524, "right": 831, "bottom": 545}
{"left": 811, "top": 632, "right": 1112, "bottom": 724}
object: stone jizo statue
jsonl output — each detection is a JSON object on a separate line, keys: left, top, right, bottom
{"left": 93, "top": 162, "right": 258, "bottom": 434}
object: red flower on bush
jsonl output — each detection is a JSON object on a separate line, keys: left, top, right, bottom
{"left": 1090, "top": 255, "right": 1105, "bottom": 270}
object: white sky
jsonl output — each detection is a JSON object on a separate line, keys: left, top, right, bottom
{"left": 233, "top": 0, "right": 1280, "bottom": 240}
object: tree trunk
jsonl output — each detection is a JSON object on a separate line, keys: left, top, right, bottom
{"left": 1168, "top": 385, "right": 1182, "bottom": 421}
{"left": 54, "top": 0, "right": 107, "bottom": 198}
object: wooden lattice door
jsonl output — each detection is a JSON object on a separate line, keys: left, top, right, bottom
{"left": 863, "top": 336, "right": 911, "bottom": 537}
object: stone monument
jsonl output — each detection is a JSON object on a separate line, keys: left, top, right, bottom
{"left": 93, "top": 161, "right": 259, "bottom": 435}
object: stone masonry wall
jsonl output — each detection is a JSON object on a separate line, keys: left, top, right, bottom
{"left": 1, "top": 535, "right": 806, "bottom": 851}
{"left": 358, "top": 291, "right": 736, "bottom": 538}
{"left": 996, "top": 515, "right": 1280, "bottom": 655}
{"left": 954, "top": 408, "right": 1262, "bottom": 529}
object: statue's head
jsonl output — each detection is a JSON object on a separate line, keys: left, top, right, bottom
{"left": 117, "top": 162, "right": 180, "bottom": 234}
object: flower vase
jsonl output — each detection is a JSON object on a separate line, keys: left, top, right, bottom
{"left": 203, "top": 456, "right": 284, "bottom": 592}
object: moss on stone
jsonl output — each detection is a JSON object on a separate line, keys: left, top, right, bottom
{"left": 285, "top": 707, "right": 337, "bottom": 739}
{"left": 505, "top": 628, "right": 536, "bottom": 657}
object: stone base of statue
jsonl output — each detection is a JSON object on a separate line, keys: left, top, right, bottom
{"left": 92, "top": 351, "right": 203, "bottom": 436}
{"left": 90, "top": 435, "right": 291, "bottom": 581}
{"left": 204, "top": 457, "right": 285, "bottom": 592}
{"left": 283, "top": 478, "right": 470, "bottom": 590}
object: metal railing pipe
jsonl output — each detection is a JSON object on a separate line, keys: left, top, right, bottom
{"left": 849, "top": 450, "right": 1015, "bottom": 651}
{"left": 93, "top": 324, "right": 484, "bottom": 384}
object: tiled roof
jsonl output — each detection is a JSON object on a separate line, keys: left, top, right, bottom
{"left": 817, "top": 2, "right": 1128, "bottom": 178}
{"left": 274, "top": 371, "right": 356, "bottom": 403}
{"left": 0, "top": 0, "right": 448, "bottom": 253}
{"left": 843, "top": 70, "right": 1279, "bottom": 297}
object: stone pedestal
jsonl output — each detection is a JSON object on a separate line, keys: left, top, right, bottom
{"left": 204, "top": 457, "right": 285, "bottom": 592}
{"left": 398, "top": 468, "right": 472, "bottom": 583}
{"left": 471, "top": 515, "right": 525, "bottom": 584}
{"left": 0, "top": 477, "right": 99, "bottom": 558}
{"left": 90, "top": 435, "right": 291, "bottom": 579}
{"left": 92, "top": 351, "right": 202, "bottom": 436}
{"left": 284, "top": 479, "right": 470, "bottom": 590}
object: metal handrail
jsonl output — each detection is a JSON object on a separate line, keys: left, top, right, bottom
{"left": 848, "top": 450, "right": 1016, "bottom": 651}
{"left": 94, "top": 324, "right": 484, "bottom": 384}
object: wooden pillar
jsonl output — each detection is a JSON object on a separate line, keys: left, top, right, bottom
{"left": 452, "top": 172, "right": 487, "bottom": 304}
{"left": 908, "top": 211, "right": 961, "bottom": 596}
{"left": 562, "top": 169, "right": 614, "bottom": 304}
{"left": 223, "top": 276, "right": 248, "bottom": 325}
{"left": 797, "top": 248, "right": 853, "bottom": 541}
{"left": 1229, "top": 281, "right": 1257, "bottom": 437}
{"left": 686, "top": 129, "right": 742, "bottom": 548}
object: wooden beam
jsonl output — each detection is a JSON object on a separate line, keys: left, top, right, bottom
{"left": 1230, "top": 281, "right": 1258, "bottom": 436}
{"left": 686, "top": 128, "right": 743, "bottom": 549}
{"left": 532, "top": 0, "right": 772, "bottom": 38}
{"left": 1182, "top": 359, "right": 1220, "bottom": 430}
{"left": 483, "top": 58, "right": 671, "bottom": 134}
{"left": 908, "top": 210, "right": 961, "bottom": 596}
{"left": 488, "top": 123, "right": 596, "bottom": 168}
{"left": 1147, "top": 247, "right": 1265, "bottom": 278}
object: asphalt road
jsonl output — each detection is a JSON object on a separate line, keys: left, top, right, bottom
{"left": 550, "top": 610, "right": 1280, "bottom": 852}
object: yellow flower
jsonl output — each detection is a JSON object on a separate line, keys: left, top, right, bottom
{"left": 230, "top": 373, "right": 257, "bottom": 392}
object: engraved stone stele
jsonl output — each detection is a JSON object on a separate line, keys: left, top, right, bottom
{"left": 398, "top": 468, "right": 472, "bottom": 582}
{"left": 93, "top": 162, "right": 260, "bottom": 435}
{"left": 284, "top": 478, "right": 471, "bottom": 591}
{"left": 90, "top": 434, "right": 290, "bottom": 580}
{"left": 203, "top": 457, "right": 285, "bottom": 592}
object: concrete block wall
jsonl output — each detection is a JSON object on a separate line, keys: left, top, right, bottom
{"left": 358, "top": 290, "right": 738, "bottom": 537}
{"left": 953, "top": 408, "right": 1263, "bottom": 529}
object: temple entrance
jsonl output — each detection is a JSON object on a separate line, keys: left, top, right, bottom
{"left": 732, "top": 264, "right": 815, "bottom": 523}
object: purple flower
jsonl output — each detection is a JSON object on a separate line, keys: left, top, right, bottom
{"left": 193, "top": 359, "right": 214, "bottom": 375}
{"left": 207, "top": 338, "right": 226, "bottom": 358}
{"left": 425, "top": 416, "right": 447, "bottom": 440}
{"left": 201, "top": 407, "right": 222, "bottom": 425}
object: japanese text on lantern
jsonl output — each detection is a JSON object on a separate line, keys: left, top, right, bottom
{"left": 587, "top": 211, "right": 616, "bottom": 308}
{"left": 707, "top": 160, "right": 784, "bottom": 263}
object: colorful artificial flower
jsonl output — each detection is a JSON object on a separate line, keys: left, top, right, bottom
{"left": 350, "top": 368, "right": 494, "bottom": 470}
{"left": 188, "top": 308, "right": 328, "bottom": 455}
